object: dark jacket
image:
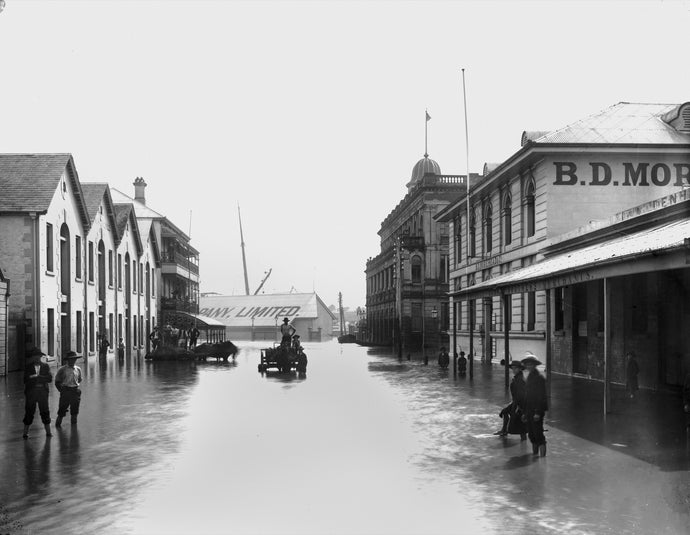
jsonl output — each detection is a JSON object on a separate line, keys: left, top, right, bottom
{"left": 510, "top": 373, "right": 526, "bottom": 405}
{"left": 521, "top": 370, "right": 547, "bottom": 415}
{"left": 23, "top": 362, "right": 53, "bottom": 394}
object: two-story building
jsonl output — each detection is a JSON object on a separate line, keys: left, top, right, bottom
{"left": 435, "top": 101, "right": 690, "bottom": 396}
{"left": 0, "top": 155, "right": 188, "bottom": 373}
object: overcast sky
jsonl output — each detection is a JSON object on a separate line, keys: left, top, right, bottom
{"left": 1, "top": 0, "right": 689, "bottom": 309}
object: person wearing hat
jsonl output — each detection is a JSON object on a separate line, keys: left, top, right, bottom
{"left": 519, "top": 352, "right": 548, "bottom": 456}
{"left": 457, "top": 351, "right": 467, "bottom": 377}
{"left": 22, "top": 347, "right": 53, "bottom": 438}
{"left": 54, "top": 350, "right": 83, "bottom": 427}
{"left": 495, "top": 360, "right": 527, "bottom": 439}
{"left": 280, "top": 317, "right": 295, "bottom": 348}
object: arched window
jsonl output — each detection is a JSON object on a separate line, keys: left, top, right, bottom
{"left": 525, "top": 179, "right": 536, "bottom": 238}
{"left": 411, "top": 255, "right": 422, "bottom": 282}
{"left": 469, "top": 209, "right": 476, "bottom": 258}
{"left": 503, "top": 191, "right": 512, "bottom": 246}
{"left": 484, "top": 203, "right": 493, "bottom": 253}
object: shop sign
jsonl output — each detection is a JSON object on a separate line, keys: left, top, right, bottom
{"left": 199, "top": 305, "right": 301, "bottom": 320}
{"left": 553, "top": 162, "right": 690, "bottom": 187}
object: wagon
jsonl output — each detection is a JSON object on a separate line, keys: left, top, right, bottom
{"left": 258, "top": 345, "right": 307, "bottom": 373}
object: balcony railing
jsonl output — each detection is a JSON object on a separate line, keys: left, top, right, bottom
{"left": 400, "top": 235, "right": 425, "bottom": 250}
{"left": 161, "top": 252, "right": 199, "bottom": 275}
{"left": 161, "top": 297, "right": 199, "bottom": 314}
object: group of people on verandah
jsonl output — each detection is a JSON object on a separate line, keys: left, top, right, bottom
{"left": 493, "top": 352, "right": 549, "bottom": 457}
{"left": 22, "top": 347, "right": 83, "bottom": 439}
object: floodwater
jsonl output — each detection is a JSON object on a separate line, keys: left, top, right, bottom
{"left": 1, "top": 341, "right": 688, "bottom": 534}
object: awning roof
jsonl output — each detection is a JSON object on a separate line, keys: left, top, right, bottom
{"left": 454, "top": 218, "right": 690, "bottom": 299}
{"left": 168, "top": 311, "right": 226, "bottom": 329}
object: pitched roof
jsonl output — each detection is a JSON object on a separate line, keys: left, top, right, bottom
{"left": 532, "top": 102, "right": 690, "bottom": 145}
{"left": 113, "top": 203, "right": 143, "bottom": 255}
{"left": 81, "top": 182, "right": 121, "bottom": 245}
{"left": 0, "top": 154, "right": 91, "bottom": 229}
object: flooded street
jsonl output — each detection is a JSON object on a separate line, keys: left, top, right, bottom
{"left": 1, "top": 341, "right": 688, "bottom": 535}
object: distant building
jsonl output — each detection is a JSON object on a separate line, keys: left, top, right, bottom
{"left": 365, "top": 152, "right": 473, "bottom": 351}
{"left": 198, "top": 292, "right": 335, "bottom": 342}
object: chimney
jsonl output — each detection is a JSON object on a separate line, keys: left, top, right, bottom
{"left": 133, "top": 177, "right": 147, "bottom": 205}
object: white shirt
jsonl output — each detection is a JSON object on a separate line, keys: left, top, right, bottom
{"left": 56, "top": 365, "right": 82, "bottom": 387}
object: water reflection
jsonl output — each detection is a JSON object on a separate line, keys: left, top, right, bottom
{"left": 0, "top": 342, "right": 687, "bottom": 535}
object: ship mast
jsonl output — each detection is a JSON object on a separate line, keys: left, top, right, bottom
{"left": 238, "top": 204, "right": 250, "bottom": 296}
{"left": 339, "top": 292, "right": 345, "bottom": 335}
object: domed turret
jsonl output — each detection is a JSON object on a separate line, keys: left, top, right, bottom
{"left": 407, "top": 154, "right": 441, "bottom": 190}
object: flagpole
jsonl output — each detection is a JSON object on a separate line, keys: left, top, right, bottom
{"left": 425, "top": 109, "right": 429, "bottom": 156}
{"left": 462, "top": 68, "right": 473, "bottom": 380}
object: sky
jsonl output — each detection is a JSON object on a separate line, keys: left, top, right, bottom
{"left": 1, "top": 0, "right": 689, "bottom": 310}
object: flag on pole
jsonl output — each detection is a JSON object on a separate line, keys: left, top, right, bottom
{"left": 426, "top": 111, "right": 431, "bottom": 122}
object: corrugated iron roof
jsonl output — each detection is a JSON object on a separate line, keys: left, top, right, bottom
{"left": 534, "top": 102, "right": 689, "bottom": 145}
{"left": 459, "top": 218, "right": 690, "bottom": 296}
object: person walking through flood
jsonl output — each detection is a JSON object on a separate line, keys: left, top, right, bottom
{"left": 457, "top": 351, "right": 467, "bottom": 376}
{"left": 437, "top": 347, "right": 450, "bottom": 369}
{"left": 280, "top": 317, "right": 295, "bottom": 347}
{"left": 98, "top": 334, "right": 110, "bottom": 358}
{"left": 22, "top": 347, "right": 53, "bottom": 439}
{"left": 626, "top": 351, "right": 639, "bottom": 399}
{"left": 494, "top": 361, "right": 527, "bottom": 439}
{"left": 519, "top": 352, "right": 548, "bottom": 456}
{"left": 54, "top": 351, "right": 83, "bottom": 427}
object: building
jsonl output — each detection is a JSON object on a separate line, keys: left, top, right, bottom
{"left": 0, "top": 155, "right": 191, "bottom": 373}
{"left": 111, "top": 179, "right": 199, "bottom": 347}
{"left": 198, "top": 292, "right": 335, "bottom": 342}
{"left": 365, "top": 152, "right": 471, "bottom": 351}
{"left": 0, "top": 269, "right": 9, "bottom": 375}
{"left": 435, "top": 101, "right": 690, "bottom": 400}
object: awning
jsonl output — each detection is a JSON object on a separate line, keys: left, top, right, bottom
{"left": 166, "top": 311, "right": 226, "bottom": 329}
{"left": 454, "top": 218, "right": 690, "bottom": 300}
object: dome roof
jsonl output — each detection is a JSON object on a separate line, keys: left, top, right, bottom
{"left": 410, "top": 155, "right": 441, "bottom": 182}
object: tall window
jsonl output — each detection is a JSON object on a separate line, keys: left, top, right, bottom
{"left": 525, "top": 179, "right": 536, "bottom": 238}
{"left": 89, "top": 312, "right": 95, "bottom": 352}
{"left": 440, "top": 255, "right": 448, "bottom": 283}
{"left": 554, "top": 287, "right": 564, "bottom": 331}
{"left": 503, "top": 191, "right": 512, "bottom": 246}
{"left": 411, "top": 256, "right": 422, "bottom": 282}
{"left": 526, "top": 291, "right": 536, "bottom": 331}
{"left": 484, "top": 203, "right": 493, "bottom": 253}
{"left": 75, "top": 236, "right": 82, "bottom": 279}
{"left": 151, "top": 268, "right": 155, "bottom": 296}
{"left": 108, "top": 250, "right": 113, "bottom": 287}
{"left": 117, "top": 254, "right": 122, "bottom": 289}
{"left": 47, "top": 308, "right": 55, "bottom": 355}
{"left": 455, "top": 219, "right": 462, "bottom": 265}
{"left": 469, "top": 210, "right": 476, "bottom": 257}
{"left": 455, "top": 300, "right": 462, "bottom": 330}
{"left": 76, "top": 311, "right": 82, "bottom": 351}
{"left": 133, "top": 260, "right": 137, "bottom": 293}
{"left": 46, "top": 223, "right": 54, "bottom": 272}
{"left": 88, "top": 241, "right": 94, "bottom": 282}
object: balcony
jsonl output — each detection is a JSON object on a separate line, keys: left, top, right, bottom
{"left": 161, "top": 297, "right": 199, "bottom": 314}
{"left": 400, "top": 235, "right": 425, "bottom": 251}
{"left": 161, "top": 251, "right": 199, "bottom": 275}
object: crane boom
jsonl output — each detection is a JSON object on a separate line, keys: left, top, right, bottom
{"left": 254, "top": 268, "right": 272, "bottom": 295}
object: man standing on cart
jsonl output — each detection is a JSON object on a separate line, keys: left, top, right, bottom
{"left": 280, "top": 317, "right": 296, "bottom": 348}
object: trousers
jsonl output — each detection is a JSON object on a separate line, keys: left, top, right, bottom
{"left": 23, "top": 387, "right": 51, "bottom": 425}
{"left": 57, "top": 387, "right": 81, "bottom": 417}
